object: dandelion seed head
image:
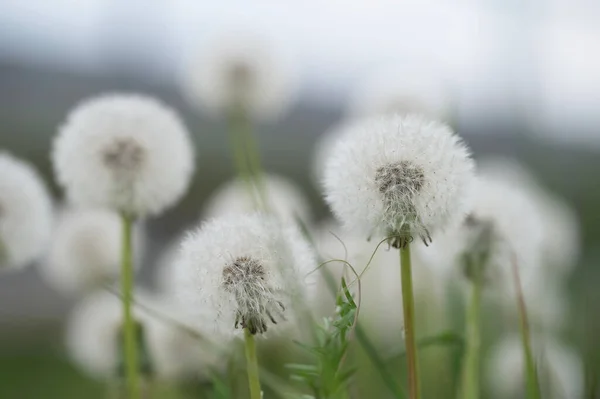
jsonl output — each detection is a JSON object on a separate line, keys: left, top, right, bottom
{"left": 478, "top": 157, "right": 581, "bottom": 275}
{"left": 66, "top": 290, "right": 130, "bottom": 378}
{"left": 52, "top": 94, "right": 195, "bottom": 217}
{"left": 174, "top": 213, "right": 317, "bottom": 337}
{"left": 202, "top": 174, "right": 312, "bottom": 224}
{"left": 323, "top": 114, "right": 474, "bottom": 246}
{"left": 40, "top": 208, "right": 144, "bottom": 295}
{"left": 418, "top": 175, "right": 545, "bottom": 293}
{"left": 0, "top": 152, "right": 53, "bottom": 271}
{"left": 183, "top": 33, "right": 296, "bottom": 119}
{"left": 66, "top": 290, "right": 218, "bottom": 380}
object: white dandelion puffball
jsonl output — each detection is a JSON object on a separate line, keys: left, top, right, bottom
{"left": 0, "top": 152, "right": 53, "bottom": 271}
{"left": 417, "top": 175, "right": 545, "bottom": 293}
{"left": 67, "top": 290, "right": 218, "bottom": 380}
{"left": 52, "top": 94, "right": 195, "bottom": 217}
{"left": 478, "top": 158, "right": 581, "bottom": 275}
{"left": 142, "top": 296, "right": 222, "bottom": 380}
{"left": 174, "top": 212, "right": 317, "bottom": 337}
{"left": 66, "top": 290, "right": 131, "bottom": 378}
{"left": 347, "top": 68, "right": 450, "bottom": 121}
{"left": 40, "top": 207, "right": 145, "bottom": 296}
{"left": 202, "top": 174, "right": 312, "bottom": 224}
{"left": 323, "top": 114, "right": 474, "bottom": 247}
{"left": 183, "top": 33, "right": 296, "bottom": 119}
{"left": 486, "top": 335, "right": 583, "bottom": 399}
{"left": 518, "top": 275, "right": 569, "bottom": 332}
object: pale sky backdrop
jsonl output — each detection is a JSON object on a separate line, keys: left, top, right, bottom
{"left": 1, "top": 0, "right": 599, "bottom": 146}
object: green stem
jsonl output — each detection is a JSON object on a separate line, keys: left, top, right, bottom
{"left": 459, "top": 276, "right": 482, "bottom": 399}
{"left": 229, "top": 103, "right": 268, "bottom": 210}
{"left": 226, "top": 107, "right": 257, "bottom": 203}
{"left": 120, "top": 214, "right": 139, "bottom": 399}
{"left": 244, "top": 328, "right": 262, "bottom": 399}
{"left": 511, "top": 256, "right": 541, "bottom": 399}
{"left": 400, "top": 243, "right": 420, "bottom": 399}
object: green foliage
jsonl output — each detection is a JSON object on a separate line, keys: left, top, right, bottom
{"left": 210, "top": 371, "right": 233, "bottom": 399}
{"left": 286, "top": 277, "right": 358, "bottom": 399}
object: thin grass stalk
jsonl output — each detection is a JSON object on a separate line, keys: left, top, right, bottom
{"left": 459, "top": 273, "right": 482, "bottom": 399}
{"left": 120, "top": 213, "right": 139, "bottom": 399}
{"left": 228, "top": 103, "right": 267, "bottom": 210}
{"left": 400, "top": 243, "right": 420, "bottom": 399}
{"left": 226, "top": 106, "right": 260, "bottom": 209}
{"left": 511, "top": 255, "right": 541, "bottom": 399}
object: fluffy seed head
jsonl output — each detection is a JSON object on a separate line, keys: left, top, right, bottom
{"left": 66, "top": 290, "right": 219, "bottom": 380}
{"left": 173, "top": 213, "right": 316, "bottom": 337}
{"left": 487, "top": 335, "right": 583, "bottom": 399}
{"left": 478, "top": 158, "right": 581, "bottom": 275}
{"left": 183, "top": 33, "right": 296, "bottom": 119}
{"left": 0, "top": 152, "right": 53, "bottom": 271}
{"left": 202, "top": 174, "right": 312, "bottom": 224}
{"left": 417, "top": 174, "right": 545, "bottom": 293}
{"left": 52, "top": 94, "right": 195, "bottom": 217}
{"left": 323, "top": 114, "right": 474, "bottom": 246}
{"left": 40, "top": 208, "right": 144, "bottom": 295}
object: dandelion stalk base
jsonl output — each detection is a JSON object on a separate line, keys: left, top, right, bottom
{"left": 120, "top": 214, "right": 139, "bottom": 399}
{"left": 400, "top": 243, "right": 421, "bottom": 399}
{"left": 244, "top": 327, "right": 262, "bottom": 399}
{"left": 512, "top": 256, "right": 541, "bottom": 399}
{"left": 460, "top": 275, "right": 482, "bottom": 399}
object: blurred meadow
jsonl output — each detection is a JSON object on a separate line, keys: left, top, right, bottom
{"left": 1, "top": 1, "right": 600, "bottom": 399}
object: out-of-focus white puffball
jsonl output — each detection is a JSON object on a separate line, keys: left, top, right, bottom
{"left": 478, "top": 158, "right": 581, "bottom": 276}
{"left": 143, "top": 297, "right": 223, "bottom": 381}
{"left": 66, "top": 290, "right": 220, "bottom": 380}
{"left": 0, "top": 152, "right": 53, "bottom": 271}
{"left": 487, "top": 335, "right": 584, "bottom": 399}
{"left": 417, "top": 175, "right": 545, "bottom": 296}
{"left": 347, "top": 67, "right": 451, "bottom": 121}
{"left": 323, "top": 114, "right": 474, "bottom": 247}
{"left": 52, "top": 94, "right": 195, "bottom": 218}
{"left": 40, "top": 208, "right": 145, "bottom": 296}
{"left": 182, "top": 32, "right": 296, "bottom": 120}
{"left": 518, "top": 275, "right": 569, "bottom": 332}
{"left": 202, "top": 174, "right": 312, "bottom": 225}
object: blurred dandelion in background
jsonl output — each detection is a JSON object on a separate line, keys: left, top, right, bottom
{"left": 0, "top": 152, "right": 53, "bottom": 272}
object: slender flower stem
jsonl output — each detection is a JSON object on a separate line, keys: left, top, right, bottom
{"left": 400, "top": 243, "right": 420, "bottom": 399}
{"left": 120, "top": 213, "right": 139, "bottom": 399}
{"left": 511, "top": 255, "right": 541, "bottom": 399}
{"left": 228, "top": 103, "right": 268, "bottom": 210}
{"left": 226, "top": 107, "right": 256, "bottom": 200}
{"left": 459, "top": 274, "right": 482, "bottom": 399}
{"left": 244, "top": 328, "right": 262, "bottom": 399}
